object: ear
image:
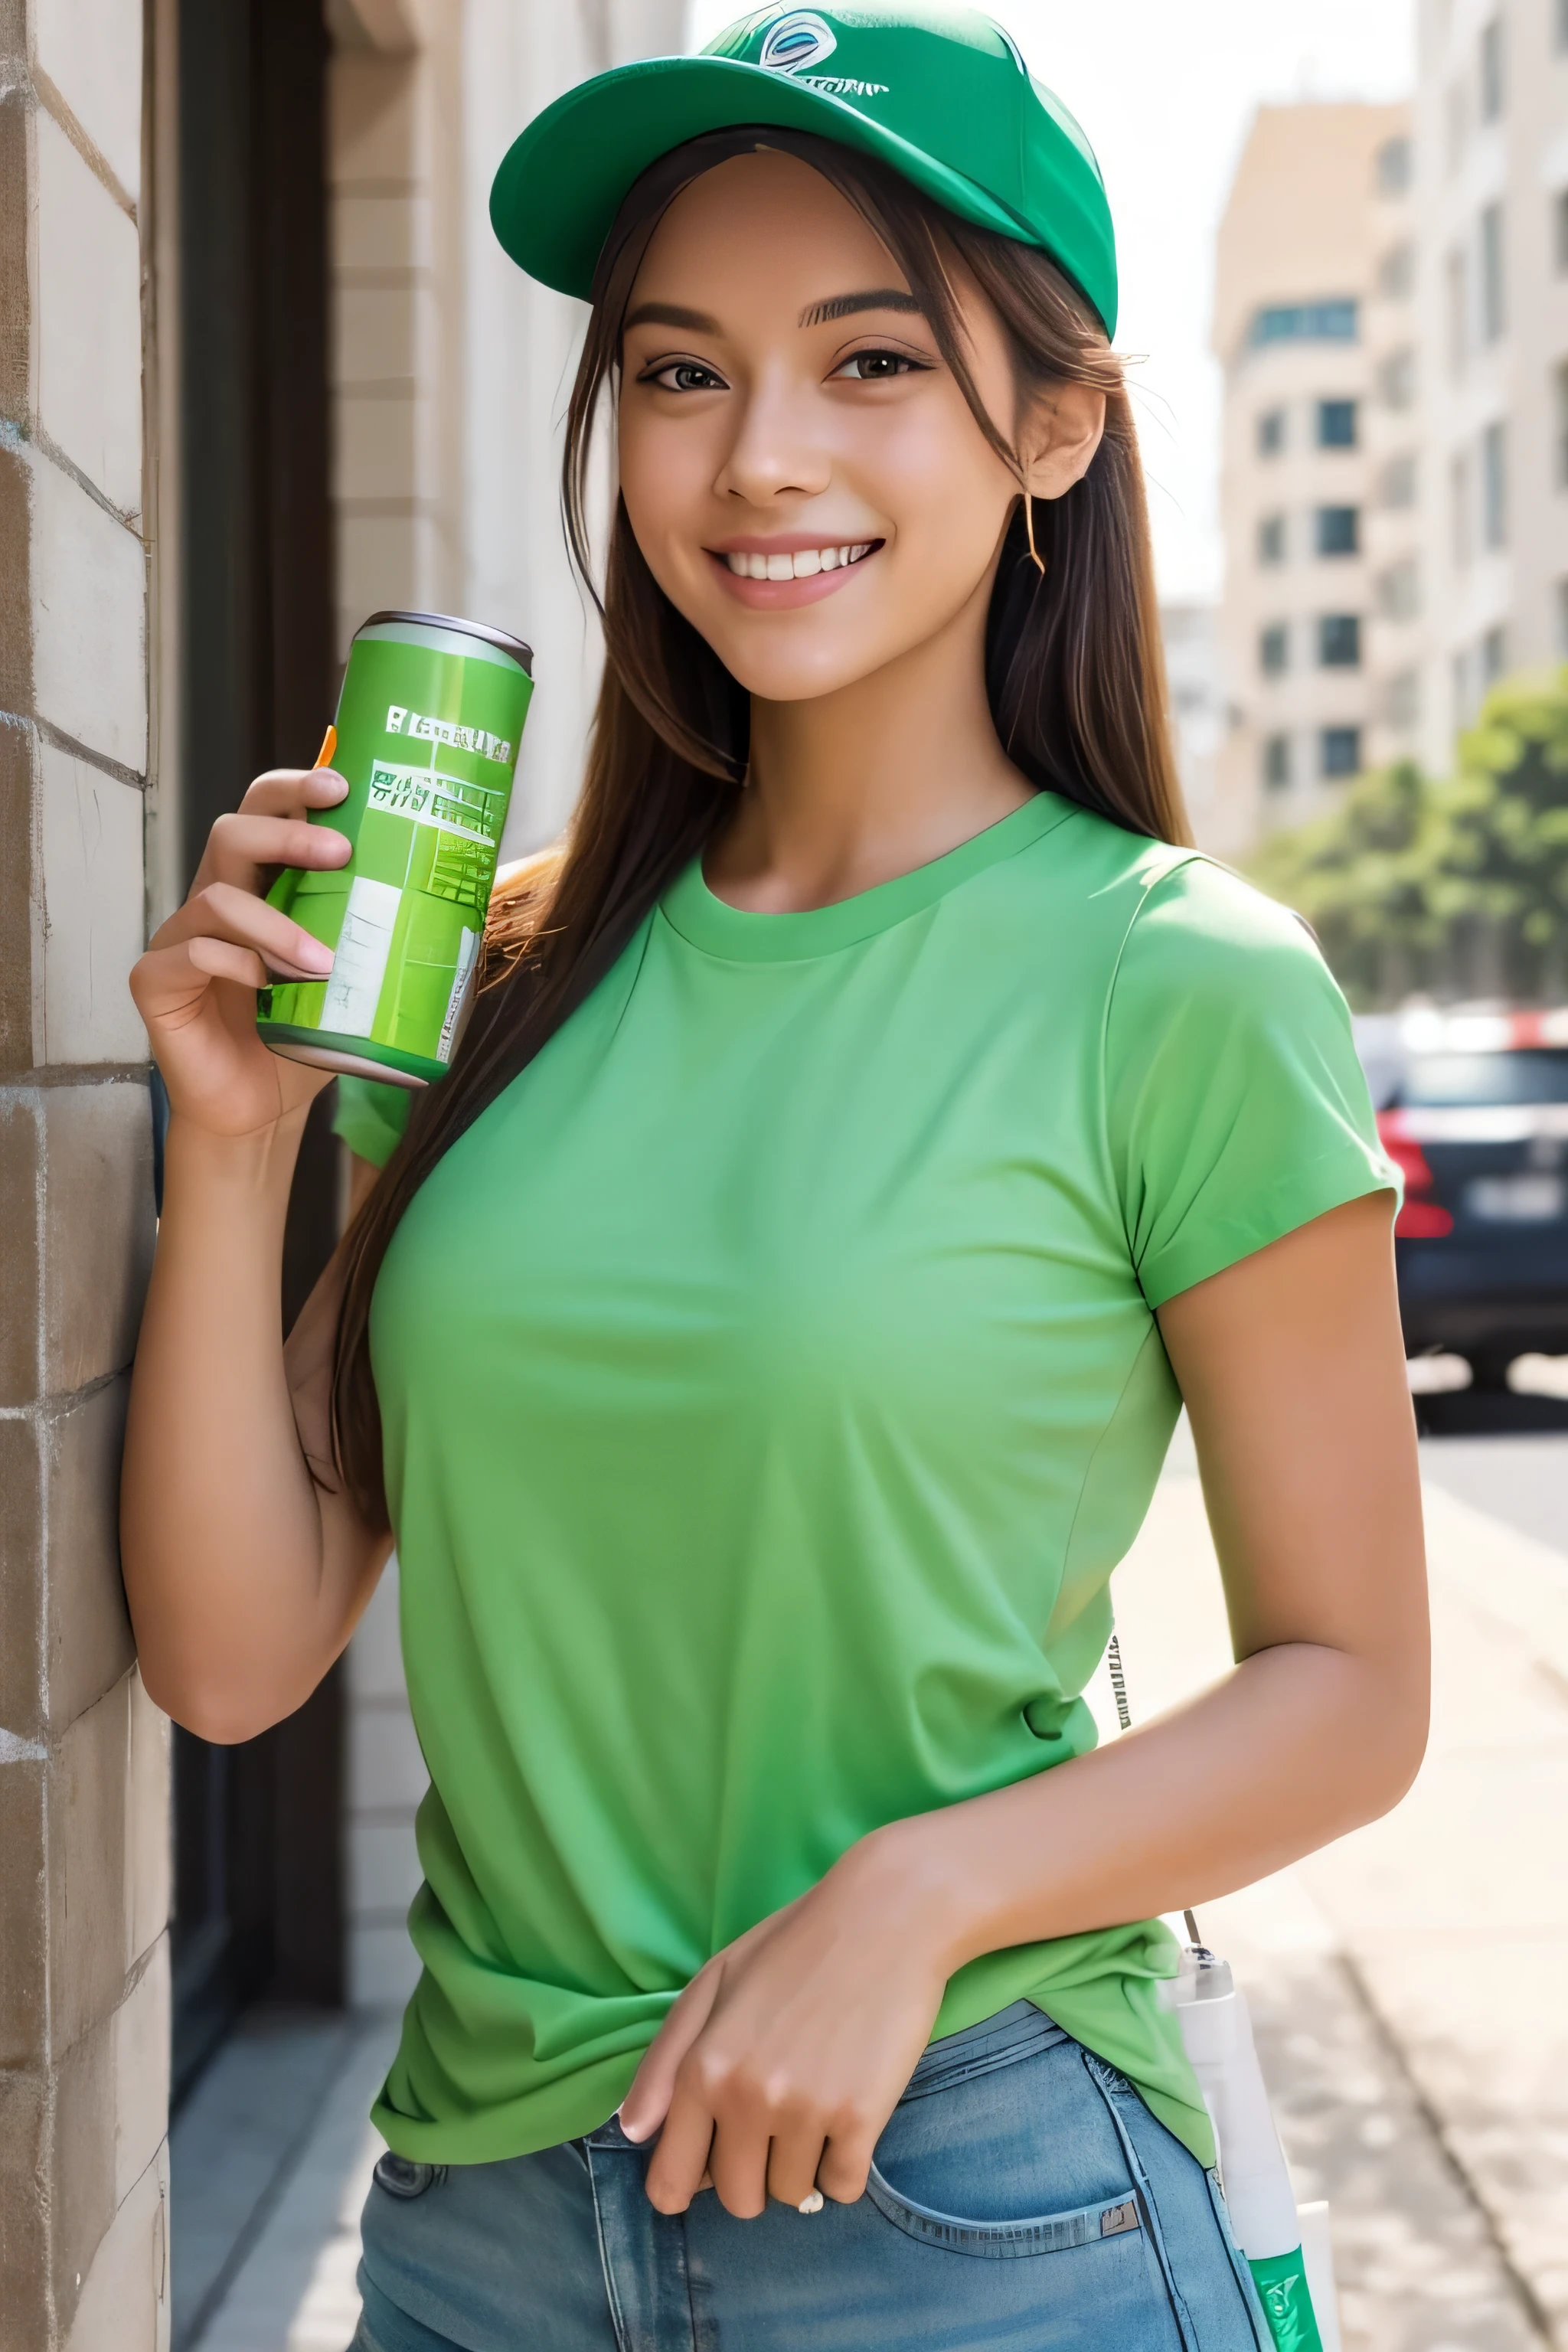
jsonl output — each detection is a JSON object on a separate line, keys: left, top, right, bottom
{"left": 1021, "top": 381, "right": 1106, "bottom": 502}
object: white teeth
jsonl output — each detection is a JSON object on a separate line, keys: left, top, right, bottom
{"left": 725, "top": 543, "right": 874, "bottom": 580}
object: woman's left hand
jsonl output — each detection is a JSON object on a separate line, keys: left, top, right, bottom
{"left": 618, "top": 1828, "right": 949, "bottom": 2219}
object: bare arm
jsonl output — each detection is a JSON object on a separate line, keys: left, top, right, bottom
{"left": 122, "top": 769, "right": 390, "bottom": 1743}
{"left": 619, "top": 1191, "right": 1428, "bottom": 2217}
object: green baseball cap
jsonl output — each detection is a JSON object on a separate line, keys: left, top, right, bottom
{"left": 489, "top": 5, "right": 1118, "bottom": 338}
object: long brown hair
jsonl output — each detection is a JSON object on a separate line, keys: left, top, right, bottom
{"left": 330, "top": 127, "right": 1188, "bottom": 1529}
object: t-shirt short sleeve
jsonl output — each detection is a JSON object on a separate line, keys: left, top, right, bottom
{"left": 1106, "top": 858, "right": 1400, "bottom": 1309}
{"left": 333, "top": 1074, "right": 413, "bottom": 1170}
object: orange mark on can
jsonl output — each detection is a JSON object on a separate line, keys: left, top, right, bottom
{"left": 314, "top": 724, "right": 338, "bottom": 769}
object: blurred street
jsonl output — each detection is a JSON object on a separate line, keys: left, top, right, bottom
{"left": 169, "top": 1419, "right": 1568, "bottom": 2352}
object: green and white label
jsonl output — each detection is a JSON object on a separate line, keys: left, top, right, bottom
{"left": 258, "top": 626, "right": 533, "bottom": 1083}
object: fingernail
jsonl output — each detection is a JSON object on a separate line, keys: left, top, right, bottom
{"left": 799, "top": 2190, "right": 824, "bottom": 2215}
{"left": 315, "top": 770, "right": 350, "bottom": 799}
{"left": 297, "top": 937, "right": 335, "bottom": 975}
{"left": 618, "top": 2115, "right": 648, "bottom": 2144}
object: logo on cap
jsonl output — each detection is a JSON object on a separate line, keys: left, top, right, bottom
{"left": 760, "top": 12, "right": 838, "bottom": 75}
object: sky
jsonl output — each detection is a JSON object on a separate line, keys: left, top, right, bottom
{"left": 684, "top": 0, "right": 1416, "bottom": 603}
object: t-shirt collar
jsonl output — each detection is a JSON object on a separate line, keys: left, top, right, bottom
{"left": 659, "top": 790, "right": 1073, "bottom": 964}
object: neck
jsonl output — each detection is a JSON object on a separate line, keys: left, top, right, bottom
{"left": 704, "top": 573, "right": 1034, "bottom": 914}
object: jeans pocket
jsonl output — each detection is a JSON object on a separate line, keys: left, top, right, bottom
{"left": 866, "top": 2163, "right": 1146, "bottom": 2261}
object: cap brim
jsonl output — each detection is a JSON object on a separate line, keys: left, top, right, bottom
{"left": 490, "top": 54, "right": 1044, "bottom": 305}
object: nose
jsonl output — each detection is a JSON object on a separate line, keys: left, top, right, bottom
{"left": 713, "top": 364, "right": 831, "bottom": 510}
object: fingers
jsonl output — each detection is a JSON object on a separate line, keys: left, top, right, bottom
{"left": 200, "top": 810, "right": 352, "bottom": 890}
{"left": 620, "top": 1966, "right": 722, "bottom": 2147}
{"left": 642, "top": 2073, "right": 725, "bottom": 2215}
{"left": 639, "top": 2049, "right": 873, "bottom": 2222}
{"left": 814, "top": 2124, "right": 877, "bottom": 2207}
{"left": 237, "top": 767, "right": 351, "bottom": 818}
{"left": 186, "top": 937, "right": 271, "bottom": 991}
{"left": 152, "top": 882, "right": 335, "bottom": 983}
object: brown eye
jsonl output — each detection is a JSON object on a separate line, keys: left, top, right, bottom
{"left": 833, "top": 350, "right": 920, "bottom": 382}
{"left": 645, "top": 361, "right": 727, "bottom": 393}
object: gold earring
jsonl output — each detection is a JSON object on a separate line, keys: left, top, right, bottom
{"left": 1023, "top": 493, "right": 1045, "bottom": 577}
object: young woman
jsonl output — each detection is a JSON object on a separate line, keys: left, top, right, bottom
{"left": 123, "top": 11, "right": 1428, "bottom": 2348}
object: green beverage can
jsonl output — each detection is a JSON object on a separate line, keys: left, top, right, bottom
{"left": 258, "top": 609, "right": 534, "bottom": 1089}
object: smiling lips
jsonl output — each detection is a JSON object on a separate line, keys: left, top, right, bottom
{"left": 722, "top": 541, "right": 877, "bottom": 580}
{"left": 707, "top": 537, "right": 883, "bottom": 607}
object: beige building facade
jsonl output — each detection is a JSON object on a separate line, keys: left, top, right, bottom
{"left": 2, "top": 0, "right": 172, "bottom": 2342}
{"left": 1413, "top": 0, "right": 1568, "bottom": 768}
{"left": 1214, "top": 103, "right": 1419, "bottom": 850}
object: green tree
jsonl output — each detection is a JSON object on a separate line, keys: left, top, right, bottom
{"left": 1247, "top": 669, "right": 1568, "bottom": 1006}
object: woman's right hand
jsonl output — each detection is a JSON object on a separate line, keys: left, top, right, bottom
{"left": 130, "top": 767, "right": 354, "bottom": 1139}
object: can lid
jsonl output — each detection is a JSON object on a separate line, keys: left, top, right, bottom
{"left": 359, "top": 609, "right": 534, "bottom": 675}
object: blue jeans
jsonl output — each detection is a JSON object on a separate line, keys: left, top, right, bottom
{"left": 352, "top": 2003, "right": 1269, "bottom": 2351}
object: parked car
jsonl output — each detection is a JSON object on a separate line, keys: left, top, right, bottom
{"left": 1354, "top": 1010, "right": 1568, "bottom": 1388}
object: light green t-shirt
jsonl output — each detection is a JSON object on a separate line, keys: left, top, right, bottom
{"left": 354, "top": 792, "right": 1396, "bottom": 2169}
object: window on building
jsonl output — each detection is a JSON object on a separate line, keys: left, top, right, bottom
{"left": 1554, "top": 190, "right": 1568, "bottom": 275}
{"left": 1259, "top": 622, "right": 1290, "bottom": 676}
{"left": 1377, "top": 136, "right": 1412, "bottom": 196}
{"left": 1318, "top": 614, "right": 1362, "bottom": 668}
{"left": 1256, "top": 407, "right": 1286, "bottom": 458}
{"left": 1377, "top": 558, "right": 1421, "bottom": 620}
{"left": 1316, "top": 505, "right": 1360, "bottom": 557}
{"left": 1482, "top": 419, "right": 1508, "bottom": 547}
{"left": 1446, "top": 79, "right": 1467, "bottom": 173}
{"left": 1263, "top": 734, "right": 1292, "bottom": 790}
{"left": 1480, "top": 201, "right": 1506, "bottom": 341}
{"left": 1377, "top": 241, "right": 1415, "bottom": 299}
{"left": 1446, "top": 247, "right": 1468, "bottom": 371}
{"left": 1321, "top": 727, "right": 1363, "bottom": 779}
{"left": 1452, "top": 649, "right": 1474, "bottom": 728}
{"left": 1482, "top": 623, "right": 1508, "bottom": 684}
{"left": 1558, "top": 0, "right": 1568, "bottom": 51}
{"left": 1480, "top": 18, "right": 1504, "bottom": 120}
{"left": 1317, "top": 399, "right": 1357, "bottom": 449}
{"left": 1451, "top": 450, "right": 1473, "bottom": 565}
{"left": 1556, "top": 361, "right": 1568, "bottom": 487}
{"left": 1557, "top": 579, "right": 1568, "bottom": 655}
{"left": 1381, "top": 669, "right": 1420, "bottom": 728}
{"left": 1380, "top": 452, "right": 1419, "bottom": 508}
{"left": 1248, "top": 299, "right": 1358, "bottom": 350}
{"left": 1257, "top": 514, "right": 1287, "bottom": 566}
{"left": 1378, "top": 347, "right": 1417, "bottom": 409}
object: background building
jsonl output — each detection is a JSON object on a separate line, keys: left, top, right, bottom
{"left": 1214, "top": 103, "right": 1419, "bottom": 848}
{"left": 1413, "top": 0, "right": 1568, "bottom": 768}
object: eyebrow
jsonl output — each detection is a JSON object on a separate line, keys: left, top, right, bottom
{"left": 622, "top": 289, "right": 924, "bottom": 338}
{"left": 623, "top": 301, "right": 722, "bottom": 334}
{"left": 799, "top": 288, "right": 923, "bottom": 327}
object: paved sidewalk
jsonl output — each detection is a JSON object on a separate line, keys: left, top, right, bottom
{"left": 174, "top": 1442, "right": 1568, "bottom": 2350}
{"left": 172, "top": 2014, "right": 394, "bottom": 2352}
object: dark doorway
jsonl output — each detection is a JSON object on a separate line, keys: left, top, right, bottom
{"left": 171, "top": 0, "right": 345, "bottom": 2103}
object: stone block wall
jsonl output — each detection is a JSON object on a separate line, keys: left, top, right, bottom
{"left": 0, "top": 1, "right": 169, "bottom": 2345}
